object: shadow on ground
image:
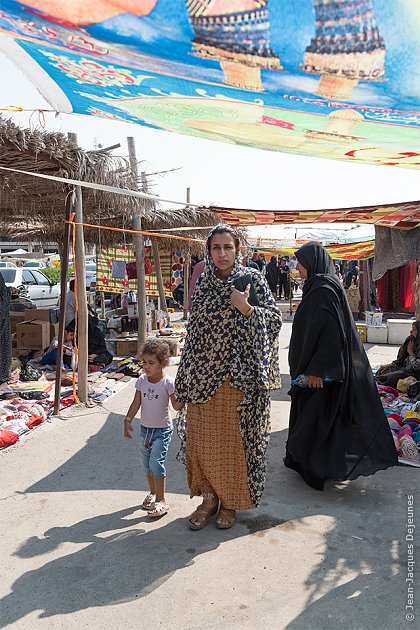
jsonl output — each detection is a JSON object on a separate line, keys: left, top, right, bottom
{"left": 3, "top": 405, "right": 416, "bottom": 628}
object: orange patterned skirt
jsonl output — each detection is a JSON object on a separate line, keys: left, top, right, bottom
{"left": 186, "top": 377, "right": 254, "bottom": 511}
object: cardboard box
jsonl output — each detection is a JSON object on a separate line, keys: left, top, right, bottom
{"left": 16, "top": 319, "right": 51, "bottom": 350}
{"left": 367, "top": 325, "right": 388, "bottom": 344}
{"left": 116, "top": 339, "right": 138, "bottom": 357}
{"left": 387, "top": 319, "right": 414, "bottom": 345}
{"left": 25, "top": 307, "right": 59, "bottom": 324}
{"left": 10, "top": 312, "right": 25, "bottom": 333}
{"left": 127, "top": 303, "right": 138, "bottom": 318}
{"left": 50, "top": 323, "right": 59, "bottom": 341}
{"left": 365, "top": 311, "right": 383, "bottom": 327}
{"left": 12, "top": 347, "right": 30, "bottom": 358}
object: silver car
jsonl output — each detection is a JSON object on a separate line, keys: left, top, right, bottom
{"left": 0, "top": 267, "right": 60, "bottom": 307}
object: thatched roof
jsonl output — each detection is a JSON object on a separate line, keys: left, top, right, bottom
{"left": 0, "top": 117, "right": 222, "bottom": 251}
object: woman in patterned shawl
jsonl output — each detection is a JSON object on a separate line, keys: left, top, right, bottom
{"left": 175, "top": 225, "right": 282, "bottom": 530}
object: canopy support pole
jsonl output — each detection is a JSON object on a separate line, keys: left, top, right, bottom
{"left": 53, "top": 195, "right": 72, "bottom": 415}
{"left": 70, "top": 133, "right": 88, "bottom": 403}
{"left": 127, "top": 137, "right": 147, "bottom": 353}
{"left": 140, "top": 171, "right": 169, "bottom": 319}
{"left": 183, "top": 187, "right": 191, "bottom": 320}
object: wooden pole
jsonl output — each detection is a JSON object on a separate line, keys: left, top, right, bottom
{"left": 100, "top": 291, "right": 106, "bottom": 320}
{"left": 183, "top": 187, "right": 191, "bottom": 320}
{"left": 140, "top": 171, "right": 169, "bottom": 318}
{"left": 127, "top": 137, "right": 147, "bottom": 352}
{"left": 53, "top": 196, "right": 72, "bottom": 415}
{"left": 151, "top": 238, "right": 169, "bottom": 317}
{"left": 69, "top": 132, "right": 88, "bottom": 403}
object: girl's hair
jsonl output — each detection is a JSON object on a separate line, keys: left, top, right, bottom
{"left": 207, "top": 224, "right": 241, "bottom": 253}
{"left": 141, "top": 339, "right": 170, "bottom": 367}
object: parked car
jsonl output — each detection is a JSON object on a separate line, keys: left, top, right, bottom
{"left": 0, "top": 261, "right": 17, "bottom": 268}
{"left": 0, "top": 267, "right": 60, "bottom": 307}
{"left": 23, "top": 260, "right": 47, "bottom": 269}
{"left": 70, "top": 261, "right": 96, "bottom": 292}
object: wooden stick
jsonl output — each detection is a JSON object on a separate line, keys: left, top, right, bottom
{"left": 53, "top": 197, "right": 72, "bottom": 415}
{"left": 69, "top": 132, "right": 88, "bottom": 403}
{"left": 127, "top": 137, "right": 147, "bottom": 352}
{"left": 183, "top": 187, "right": 191, "bottom": 320}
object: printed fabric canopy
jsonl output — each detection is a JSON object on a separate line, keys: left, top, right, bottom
{"left": 211, "top": 200, "right": 420, "bottom": 229}
{"left": 0, "top": 0, "right": 419, "bottom": 169}
{"left": 256, "top": 239, "right": 375, "bottom": 260}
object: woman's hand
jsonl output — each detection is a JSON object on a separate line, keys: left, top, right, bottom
{"left": 307, "top": 376, "right": 324, "bottom": 388}
{"left": 231, "top": 284, "right": 251, "bottom": 315}
{"left": 407, "top": 340, "right": 415, "bottom": 356}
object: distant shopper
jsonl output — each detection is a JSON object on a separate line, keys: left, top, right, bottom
{"left": 64, "top": 280, "right": 76, "bottom": 327}
{"left": 278, "top": 257, "right": 290, "bottom": 300}
{"left": 265, "top": 256, "right": 279, "bottom": 297}
{"left": 251, "top": 252, "right": 264, "bottom": 272}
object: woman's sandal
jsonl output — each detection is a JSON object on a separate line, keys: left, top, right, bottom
{"left": 142, "top": 493, "right": 156, "bottom": 511}
{"left": 148, "top": 502, "right": 169, "bottom": 518}
{"left": 216, "top": 507, "right": 236, "bottom": 530}
{"left": 188, "top": 502, "right": 219, "bottom": 531}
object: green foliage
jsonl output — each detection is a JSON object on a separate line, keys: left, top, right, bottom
{"left": 43, "top": 266, "right": 73, "bottom": 283}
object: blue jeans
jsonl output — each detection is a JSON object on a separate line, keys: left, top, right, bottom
{"left": 139, "top": 426, "right": 173, "bottom": 478}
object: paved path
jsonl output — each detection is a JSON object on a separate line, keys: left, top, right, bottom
{"left": 1, "top": 324, "right": 418, "bottom": 629}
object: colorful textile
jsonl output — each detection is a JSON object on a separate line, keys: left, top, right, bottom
{"left": 96, "top": 245, "right": 175, "bottom": 297}
{"left": 376, "top": 262, "right": 417, "bottom": 313}
{"left": 175, "top": 242, "right": 282, "bottom": 506}
{"left": 1, "top": 1, "right": 420, "bottom": 169}
{"left": 186, "top": 377, "right": 254, "bottom": 511}
{"left": 213, "top": 202, "right": 420, "bottom": 230}
{"left": 372, "top": 226, "right": 420, "bottom": 280}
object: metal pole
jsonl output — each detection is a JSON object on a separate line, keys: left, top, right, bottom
{"left": 183, "top": 187, "right": 191, "bottom": 320}
{"left": 127, "top": 137, "right": 147, "bottom": 352}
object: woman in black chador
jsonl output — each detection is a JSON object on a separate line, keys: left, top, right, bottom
{"left": 285, "top": 242, "right": 397, "bottom": 490}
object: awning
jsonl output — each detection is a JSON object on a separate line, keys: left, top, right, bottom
{"left": 211, "top": 200, "right": 420, "bottom": 230}
{"left": 0, "top": 0, "right": 419, "bottom": 169}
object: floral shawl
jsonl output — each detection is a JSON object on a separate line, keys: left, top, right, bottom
{"left": 175, "top": 250, "right": 282, "bottom": 506}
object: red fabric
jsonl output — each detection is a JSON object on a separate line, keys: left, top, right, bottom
{"left": 376, "top": 262, "right": 416, "bottom": 312}
{"left": 126, "top": 261, "right": 137, "bottom": 280}
{"left": 0, "top": 430, "right": 19, "bottom": 447}
{"left": 26, "top": 415, "right": 45, "bottom": 429}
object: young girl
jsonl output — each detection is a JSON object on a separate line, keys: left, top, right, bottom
{"left": 124, "top": 339, "right": 183, "bottom": 517}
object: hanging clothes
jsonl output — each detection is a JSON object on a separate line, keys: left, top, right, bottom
{"left": 111, "top": 260, "right": 127, "bottom": 279}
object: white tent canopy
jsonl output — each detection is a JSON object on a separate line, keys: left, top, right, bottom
{"left": 0, "top": 248, "right": 28, "bottom": 256}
